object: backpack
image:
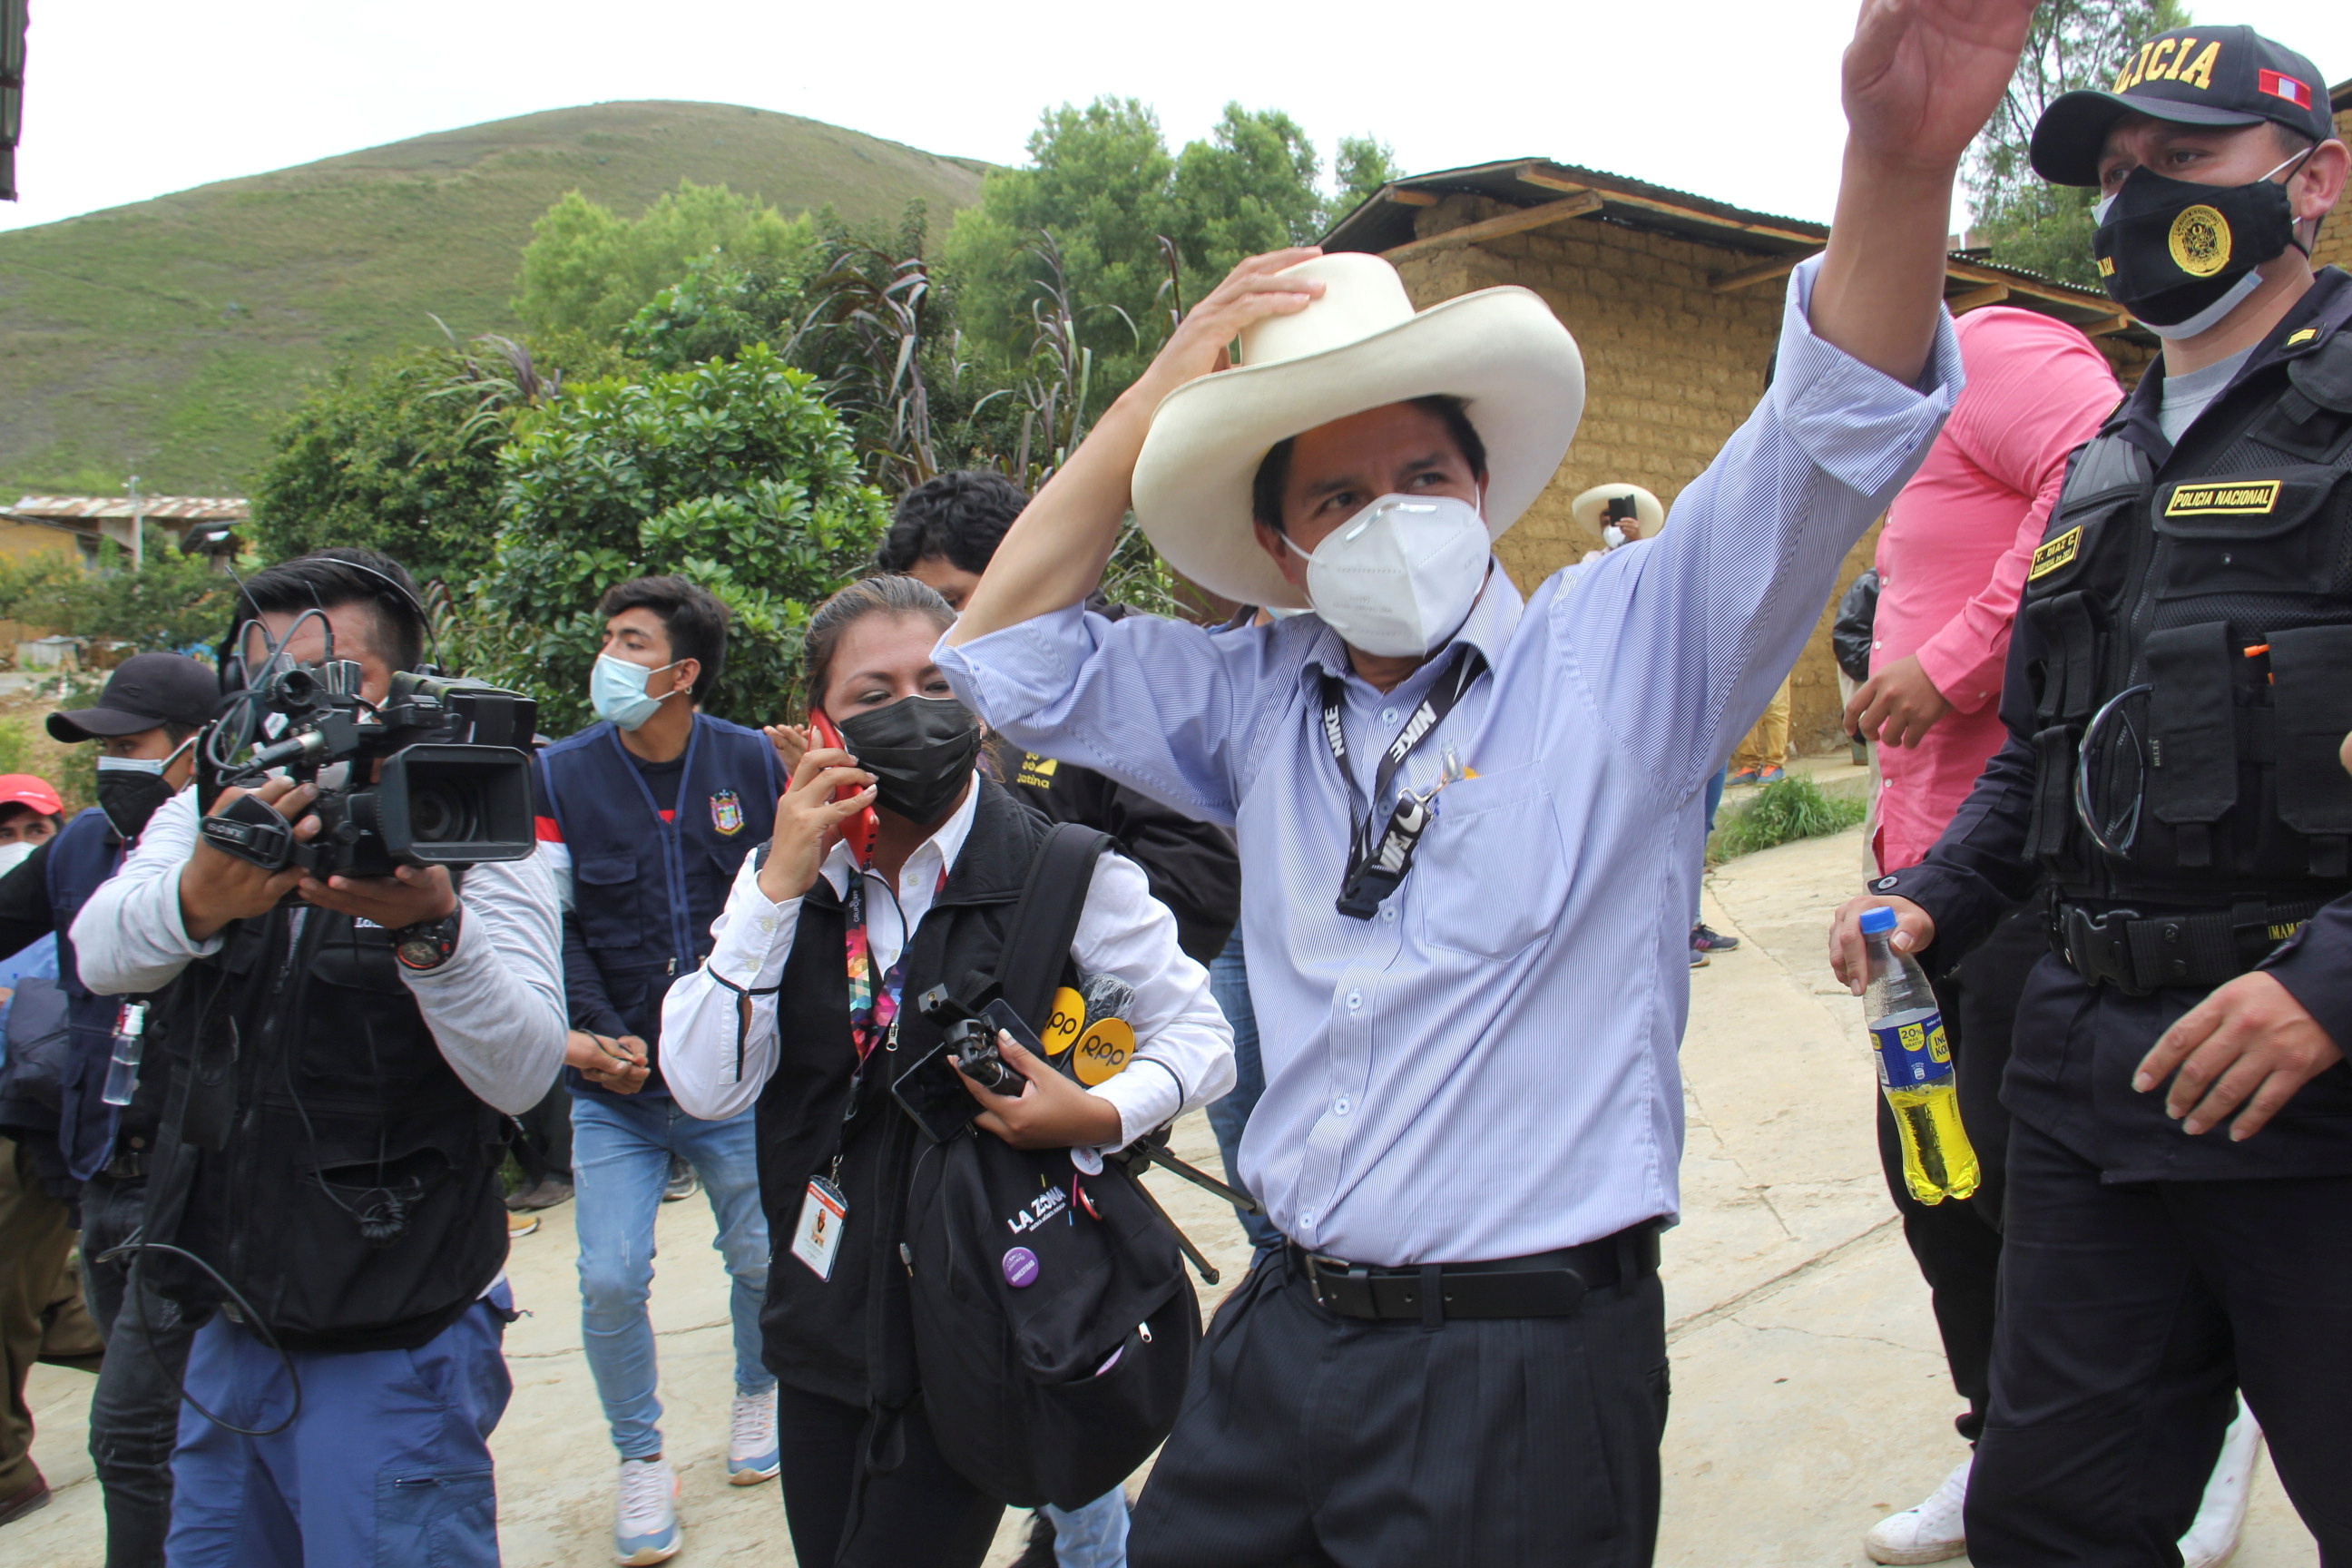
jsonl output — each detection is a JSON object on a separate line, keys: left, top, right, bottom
{"left": 868, "top": 824, "right": 1202, "bottom": 1510}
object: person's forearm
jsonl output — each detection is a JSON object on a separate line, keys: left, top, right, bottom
{"left": 951, "top": 387, "right": 1161, "bottom": 645}
{"left": 1811, "top": 145, "right": 1961, "bottom": 387}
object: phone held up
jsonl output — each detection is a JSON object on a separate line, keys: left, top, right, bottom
{"left": 806, "top": 710, "right": 877, "bottom": 866}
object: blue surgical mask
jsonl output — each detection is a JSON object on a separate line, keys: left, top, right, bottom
{"left": 591, "top": 655, "right": 681, "bottom": 731}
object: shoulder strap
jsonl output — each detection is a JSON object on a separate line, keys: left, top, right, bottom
{"left": 995, "top": 822, "right": 1110, "bottom": 1027}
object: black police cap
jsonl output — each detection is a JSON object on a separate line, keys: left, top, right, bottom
{"left": 2031, "top": 25, "right": 2336, "bottom": 189}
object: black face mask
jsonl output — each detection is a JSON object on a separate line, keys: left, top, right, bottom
{"left": 835, "top": 695, "right": 982, "bottom": 826}
{"left": 2092, "top": 156, "right": 2307, "bottom": 330}
{"left": 96, "top": 768, "right": 178, "bottom": 842}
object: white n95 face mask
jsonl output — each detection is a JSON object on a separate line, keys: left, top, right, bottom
{"left": 1285, "top": 494, "right": 1490, "bottom": 659}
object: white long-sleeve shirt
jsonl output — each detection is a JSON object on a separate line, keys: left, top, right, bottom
{"left": 662, "top": 775, "right": 1234, "bottom": 1146}
{"left": 72, "top": 788, "right": 566, "bottom": 1116}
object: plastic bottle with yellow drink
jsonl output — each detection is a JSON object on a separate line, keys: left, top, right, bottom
{"left": 1858, "top": 906, "right": 1981, "bottom": 1204}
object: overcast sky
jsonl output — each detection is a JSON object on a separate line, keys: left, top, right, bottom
{"left": 5, "top": 1, "right": 2347, "bottom": 238}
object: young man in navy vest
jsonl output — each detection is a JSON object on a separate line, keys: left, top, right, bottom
{"left": 0, "top": 652, "right": 213, "bottom": 1552}
{"left": 532, "top": 575, "right": 782, "bottom": 1565}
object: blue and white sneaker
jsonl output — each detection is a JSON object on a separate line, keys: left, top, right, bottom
{"left": 613, "top": 1456, "right": 681, "bottom": 1565}
{"left": 728, "top": 1387, "right": 781, "bottom": 1485}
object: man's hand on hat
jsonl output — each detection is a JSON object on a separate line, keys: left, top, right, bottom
{"left": 180, "top": 776, "right": 318, "bottom": 941}
{"left": 1135, "top": 248, "right": 1328, "bottom": 401}
{"left": 1842, "top": 0, "right": 2040, "bottom": 172}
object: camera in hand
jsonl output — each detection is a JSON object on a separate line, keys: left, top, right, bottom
{"left": 915, "top": 985, "right": 1024, "bottom": 1094}
{"left": 200, "top": 658, "right": 539, "bottom": 877}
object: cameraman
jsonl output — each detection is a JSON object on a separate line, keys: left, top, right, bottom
{"left": 73, "top": 550, "right": 566, "bottom": 1567}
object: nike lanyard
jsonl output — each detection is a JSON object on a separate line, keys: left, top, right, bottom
{"left": 1318, "top": 645, "right": 1485, "bottom": 919}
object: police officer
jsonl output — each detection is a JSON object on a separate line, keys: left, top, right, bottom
{"left": 1829, "top": 25, "right": 2352, "bottom": 1564}
{"left": 0, "top": 653, "right": 215, "bottom": 1562}
{"left": 531, "top": 574, "right": 781, "bottom": 1565}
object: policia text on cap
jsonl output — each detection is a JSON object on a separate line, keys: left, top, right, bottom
{"left": 1830, "top": 21, "right": 2352, "bottom": 1565}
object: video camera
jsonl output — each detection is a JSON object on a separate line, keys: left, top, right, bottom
{"left": 198, "top": 657, "right": 539, "bottom": 877}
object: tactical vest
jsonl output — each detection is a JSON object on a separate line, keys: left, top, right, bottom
{"left": 535, "top": 715, "right": 779, "bottom": 1093}
{"left": 2019, "top": 307, "right": 2352, "bottom": 966}
{"left": 142, "top": 897, "right": 506, "bottom": 1352}
{"left": 752, "top": 780, "right": 1079, "bottom": 1406}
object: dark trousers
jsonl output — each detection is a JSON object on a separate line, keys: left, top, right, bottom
{"left": 1131, "top": 1247, "right": 1669, "bottom": 1568}
{"left": 775, "top": 1383, "right": 1002, "bottom": 1568}
{"left": 508, "top": 1083, "right": 573, "bottom": 1189}
{"left": 1966, "top": 1119, "right": 2352, "bottom": 1565}
{"left": 79, "top": 1168, "right": 194, "bottom": 1568}
{"left": 1875, "top": 897, "right": 2041, "bottom": 1443}
{"left": 0, "top": 1134, "right": 77, "bottom": 1500}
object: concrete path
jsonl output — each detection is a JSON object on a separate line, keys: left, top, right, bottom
{"left": 14, "top": 826, "right": 2320, "bottom": 1563}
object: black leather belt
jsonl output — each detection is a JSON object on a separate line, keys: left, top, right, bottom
{"left": 2053, "top": 899, "right": 2323, "bottom": 996}
{"left": 1286, "top": 1222, "right": 1661, "bottom": 1324}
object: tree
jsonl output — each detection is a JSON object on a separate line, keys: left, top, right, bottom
{"left": 513, "top": 181, "right": 818, "bottom": 341}
{"left": 1167, "top": 105, "right": 1327, "bottom": 289}
{"left": 1966, "top": 0, "right": 2190, "bottom": 286}
{"left": 469, "top": 345, "right": 889, "bottom": 734}
{"left": 248, "top": 335, "right": 558, "bottom": 589}
{"left": 0, "top": 529, "right": 238, "bottom": 655}
{"left": 1332, "top": 135, "right": 1402, "bottom": 217}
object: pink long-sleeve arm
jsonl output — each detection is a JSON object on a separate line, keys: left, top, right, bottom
{"left": 1913, "top": 313, "right": 2121, "bottom": 713}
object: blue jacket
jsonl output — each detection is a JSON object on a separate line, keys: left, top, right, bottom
{"left": 534, "top": 716, "right": 779, "bottom": 1099}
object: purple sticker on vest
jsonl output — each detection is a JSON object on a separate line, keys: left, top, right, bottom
{"left": 1002, "top": 1247, "right": 1040, "bottom": 1289}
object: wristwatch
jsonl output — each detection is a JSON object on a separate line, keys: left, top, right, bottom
{"left": 391, "top": 910, "right": 463, "bottom": 972}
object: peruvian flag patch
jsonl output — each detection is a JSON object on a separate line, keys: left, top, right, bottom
{"left": 2258, "top": 69, "right": 2312, "bottom": 109}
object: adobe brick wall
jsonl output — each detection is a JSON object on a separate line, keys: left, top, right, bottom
{"left": 1396, "top": 196, "right": 2156, "bottom": 758}
{"left": 2313, "top": 97, "right": 2352, "bottom": 275}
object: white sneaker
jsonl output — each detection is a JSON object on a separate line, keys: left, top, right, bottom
{"left": 613, "top": 1456, "right": 682, "bottom": 1565}
{"left": 1864, "top": 1455, "right": 1972, "bottom": 1565}
{"left": 727, "top": 1386, "right": 780, "bottom": 1485}
{"left": 2179, "top": 1397, "right": 2264, "bottom": 1568}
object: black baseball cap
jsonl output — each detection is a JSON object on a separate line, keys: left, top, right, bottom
{"left": 48, "top": 652, "right": 220, "bottom": 742}
{"left": 2031, "top": 25, "right": 2336, "bottom": 188}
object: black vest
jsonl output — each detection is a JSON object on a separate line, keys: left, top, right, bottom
{"left": 2020, "top": 275, "right": 2352, "bottom": 920}
{"left": 753, "top": 780, "right": 1064, "bottom": 1406}
{"left": 144, "top": 899, "right": 506, "bottom": 1352}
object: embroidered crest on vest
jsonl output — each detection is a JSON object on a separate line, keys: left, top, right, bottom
{"left": 710, "top": 789, "right": 745, "bottom": 836}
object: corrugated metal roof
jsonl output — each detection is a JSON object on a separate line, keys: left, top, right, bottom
{"left": 6, "top": 495, "right": 249, "bottom": 523}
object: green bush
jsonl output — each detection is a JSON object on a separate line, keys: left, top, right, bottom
{"left": 470, "top": 344, "right": 889, "bottom": 736}
{"left": 0, "top": 532, "right": 236, "bottom": 654}
{"left": 1709, "top": 775, "right": 1867, "bottom": 863}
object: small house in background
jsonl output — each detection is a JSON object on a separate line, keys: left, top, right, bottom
{"left": 0, "top": 494, "right": 248, "bottom": 567}
{"left": 1320, "top": 158, "right": 2155, "bottom": 757}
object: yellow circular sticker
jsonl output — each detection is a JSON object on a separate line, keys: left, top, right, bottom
{"left": 2168, "top": 204, "right": 2232, "bottom": 279}
{"left": 1040, "top": 987, "right": 1086, "bottom": 1058}
{"left": 1072, "top": 1018, "right": 1136, "bottom": 1086}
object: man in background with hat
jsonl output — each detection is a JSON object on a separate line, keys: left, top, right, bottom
{"left": 936, "top": 4, "right": 2035, "bottom": 1561}
{"left": 0, "top": 652, "right": 215, "bottom": 1556}
{"left": 1828, "top": 20, "right": 2352, "bottom": 1564}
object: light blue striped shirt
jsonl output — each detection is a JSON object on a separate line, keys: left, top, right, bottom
{"left": 938, "top": 261, "right": 1961, "bottom": 1265}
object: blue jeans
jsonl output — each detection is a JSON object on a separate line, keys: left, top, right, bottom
{"left": 1695, "top": 766, "right": 1728, "bottom": 923}
{"left": 570, "top": 1093, "right": 773, "bottom": 1460}
{"left": 1046, "top": 1486, "right": 1131, "bottom": 1568}
{"left": 165, "top": 1282, "right": 514, "bottom": 1566}
{"left": 1204, "top": 931, "right": 1280, "bottom": 1253}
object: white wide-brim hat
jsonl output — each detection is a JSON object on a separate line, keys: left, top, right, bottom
{"left": 1131, "top": 252, "right": 1585, "bottom": 609}
{"left": 1570, "top": 482, "right": 1665, "bottom": 536}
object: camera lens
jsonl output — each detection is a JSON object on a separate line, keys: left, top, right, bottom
{"left": 406, "top": 786, "right": 474, "bottom": 844}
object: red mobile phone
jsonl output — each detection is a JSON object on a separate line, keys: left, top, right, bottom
{"left": 807, "top": 710, "right": 877, "bottom": 865}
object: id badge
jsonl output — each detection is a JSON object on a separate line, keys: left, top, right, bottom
{"left": 789, "top": 1176, "right": 848, "bottom": 1280}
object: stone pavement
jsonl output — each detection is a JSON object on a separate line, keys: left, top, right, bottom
{"left": 13, "top": 825, "right": 2320, "bottom": 1564}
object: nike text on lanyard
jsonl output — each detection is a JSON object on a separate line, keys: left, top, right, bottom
{"left": 1319, "top": 645, "right": 1485, "bottom": 920}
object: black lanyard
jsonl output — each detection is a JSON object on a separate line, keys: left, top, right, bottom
{"left": 1318, "top": 645, "right": 1485, "bottom": 919}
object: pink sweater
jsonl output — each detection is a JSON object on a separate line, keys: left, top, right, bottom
{"left": 1872, "top": 307, "right": 2120, "bottom": 873}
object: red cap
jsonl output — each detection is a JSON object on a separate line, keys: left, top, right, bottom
{"left": 0, "top": 775, "right": 64, "bottom": 817}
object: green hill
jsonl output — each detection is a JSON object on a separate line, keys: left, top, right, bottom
{"left": 0, "top": 102, "right": 991, "bottom": 496}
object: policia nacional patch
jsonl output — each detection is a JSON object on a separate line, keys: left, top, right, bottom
{"left": 2164, "top": 479, "right": 2282, "bottom": 515}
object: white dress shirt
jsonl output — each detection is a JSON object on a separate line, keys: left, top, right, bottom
{"left": 661, "top": 774, "right": 1234, "bottom": 1146}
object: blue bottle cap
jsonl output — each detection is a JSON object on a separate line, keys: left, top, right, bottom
{"left": 1858, "top": 906, "right": 1897, "bottom": 936}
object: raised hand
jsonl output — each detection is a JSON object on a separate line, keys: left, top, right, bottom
{"left": 1133, "top": 248, "right": 1328, "bottom": 402}
{"left": 1844, "top": 0, "right": 2043, "bottom": 173}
